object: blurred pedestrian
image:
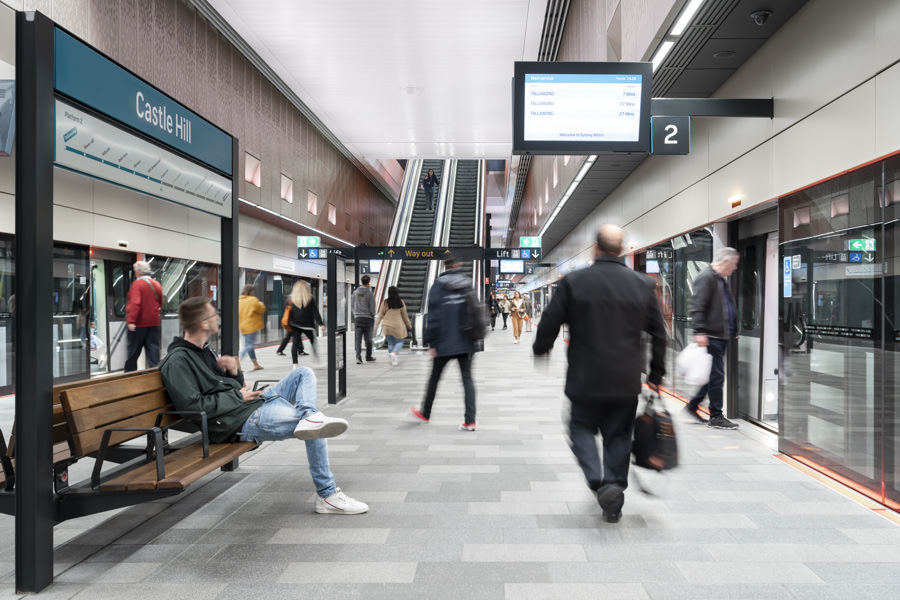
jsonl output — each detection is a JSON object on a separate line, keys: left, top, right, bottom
{"left": 533, "top": 224, "right": 666, "bottom": 523}
{"left": 124, "top": 260, "right": 162, "bottom": 372}
{"left": 352, "top": 275, "right": 376, "bottom": 364}
{"left": 238, "top": 284, "right": 266, "bottom": 371}
{"left": 288, "top": 280, "right": 323, "bottom": 366}
{"left": 375, "top": 286, "right": 412, "bottom": 366}
{"left": 498, "top": 294, "right": 510, "bottom": 330}
{"left": 411, "top": 255, "right": 479, "bottom": 431}
{"left": 421, "top": 168, "right": 440, "bottom": 211}
{"left": 509, "top": 290, "right": 526, "bottom": 344}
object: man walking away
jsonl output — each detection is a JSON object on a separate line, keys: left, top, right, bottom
{"left": 533, "top": 225, "right": 666, "bottom": 523}
{"left": 411, "top": 254, "right": 479, "bottom": 431}
{"left": 684, "top": 247, "right": 741, "bottom": 430}
{"left": 124, "top": 260, "right": 163, "bottom": 372}
{"left": 352, "top": 275, "right": 376, "bottom": 364}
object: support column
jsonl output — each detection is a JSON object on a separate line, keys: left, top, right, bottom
{"left": 220, "top": 140, "right": 239, "bottom": 355}
{"left": 15, "top": 10, "right": 56, "bottom": 593}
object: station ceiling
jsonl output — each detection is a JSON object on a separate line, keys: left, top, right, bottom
{"left": 197, "top": 0, "right": 806, "bottom": 251}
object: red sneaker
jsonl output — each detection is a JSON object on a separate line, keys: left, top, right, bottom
{"left": 459, "top": 422, "right": 476, "bottom": 431}
{"left": 410, "top": 407, "right": 430, "bottom": 423}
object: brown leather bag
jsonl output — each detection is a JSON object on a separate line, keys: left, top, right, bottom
{"left": 281, "top": 305, "right": 291, "bottom": 330}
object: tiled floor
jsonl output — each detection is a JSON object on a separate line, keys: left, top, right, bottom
{"left": 2, "top": 325, "right": 900, "bottom": 599}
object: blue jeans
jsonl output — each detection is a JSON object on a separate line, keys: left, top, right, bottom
{"left": 239, "top": 332, "right": 258, "bottom": 361}
{"left": 385, "top": 334, "right": 404, "bottom": 354}
{"left": 688, "top": 337, "right": 727, "bottom": 418}
{"left": 240, "top": 366, "right": 336, "bottom": 498}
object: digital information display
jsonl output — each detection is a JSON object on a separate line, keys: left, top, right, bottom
{"left": 512, "top": 62, "right": 652, "bottom": 155}
{"left": 523, "top": 74, "right": 643, "bottom": 142}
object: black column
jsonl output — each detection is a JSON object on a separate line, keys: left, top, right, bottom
{"left": 220, "top": 140, "right": 239, "bottom": 355}
{"left": 15, "top": 11, "right": 56, "bottom": 593}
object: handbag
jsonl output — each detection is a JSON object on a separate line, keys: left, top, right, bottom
{"left": 676, "top": 342, "right": 712, "bottom": 386}
{"left": 632, "top": 390, "right": 678, "bottom": 472}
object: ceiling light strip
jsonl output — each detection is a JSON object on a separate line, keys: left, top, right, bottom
{"left": 537, "top": 155, "right": 596, "bottom": 238}
{"left": 670, "top": 0, "right": 705, "bottom": 36}
{"left": 239, "top": 198, "right": 355, "bottom": 247}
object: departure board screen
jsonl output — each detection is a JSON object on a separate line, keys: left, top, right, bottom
{"left": 513, "top": 62, "right": 652, "bottom": 155}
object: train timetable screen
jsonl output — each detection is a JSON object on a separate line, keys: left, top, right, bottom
{"left": 522, "top": 73, "right": 644, "bottom": 142}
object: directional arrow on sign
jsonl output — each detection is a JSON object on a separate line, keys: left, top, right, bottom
{"left": 387, "top": 249, "right": 396, "bottom": 258}
{"left": 298, "top": 249, "right": 308, "bottom": 258}
{"left": 531, "top": 250, "right": 541, "bottom": 259}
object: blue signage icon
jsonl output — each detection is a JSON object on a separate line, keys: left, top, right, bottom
{"left": 783, "top": 257, "right": 792, "bottom": 298}
{"left": 309, "top": 248, "right": 319, "bottom": 259}
{"left": 849, "top": 251, "right": 862, "bottom": 263}
{"left": 522, "top": 249, "right": 531, "bottom": 259}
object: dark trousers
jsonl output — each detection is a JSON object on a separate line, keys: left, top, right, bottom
{"left": 290, "top": 329, "right": 316, "bottom": 363}
{"left": 568, "top": 397, "right": 638, "bottom": 496}
{"left": 354, "top": 317, "right": 374, "bottom": 360}
{"left": 490, "top": 311, "right": 497, "bottom": 330}
{"left": 124, "top": 326, "right": 160, "bottom": 372}
{"left": 501, "top": 313, "right": 508, "bottom": 328}
{"left": 277, "top": 330, "right": 301, "bottom": 354}
{"left": 687, "top": 337, "right": 727, "bottom": 418}
{"left": 420, "top": 353, "right": 476, "bottom": 424}
{"left": 425, "top": 189, "right": 436, "bottom": 210}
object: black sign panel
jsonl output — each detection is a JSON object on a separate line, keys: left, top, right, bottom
{"left": 486, "top": 247, "right": 542, "bottom": 260}
{"left": 300, "top": 247, "right": 355, "bottom": 259}
{"left": 356, "top": 246, "right": 484, "bottom": 260}
{"left": 650, "top": 116, "right": 690, "bottom": 155}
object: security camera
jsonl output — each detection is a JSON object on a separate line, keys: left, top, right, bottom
{"left": 751, "top": 9, "right": 772, "bottom": 26}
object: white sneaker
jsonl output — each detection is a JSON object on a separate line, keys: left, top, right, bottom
{"left": 390, "top": 353, "right": 399, "bottom": 366}
{"left": 293, "top": 412, "right": 348, "bottom": 440}
{"left": 315, "top": 488, "right": 369, "bottom": 514}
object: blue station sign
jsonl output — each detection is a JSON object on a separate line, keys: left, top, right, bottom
{"left": 54, "top": 28, "right": 233, "bottom": 176}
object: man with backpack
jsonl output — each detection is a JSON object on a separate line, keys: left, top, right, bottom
{"left": 533, "top": 225, "right": 666, "bottom": 523}
{"left": 411, "top": 254, "right": 484, "bottom": 431}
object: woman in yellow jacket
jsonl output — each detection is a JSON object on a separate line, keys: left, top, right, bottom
{"left": 238, "top": 284, "right": 266, "bottom": 370}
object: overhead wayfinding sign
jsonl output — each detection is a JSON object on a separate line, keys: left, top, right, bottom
{"left": 487, "top": 248, "right": 542, "bottom": 260}
{"left": 519, "top": 236, "right": 541, "bottom": 248}
{"left": 356, "top": 246, "right": 485, "bottom": 261}
{"left": 54, "top": 28, "right": 233, "bottom": 176}
{"left": 55, "top": 99, "right": 232, "bottom": 217}
{"left": 297, "top": 236, "right": 321, "bottom": 248}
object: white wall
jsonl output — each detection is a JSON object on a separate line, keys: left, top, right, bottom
{"left": 539, "top": 0, "right": 900, "bottom": 281}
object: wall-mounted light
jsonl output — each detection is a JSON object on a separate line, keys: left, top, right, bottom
{"left": 729, "top": 193, "right": 744, "bottom": 209}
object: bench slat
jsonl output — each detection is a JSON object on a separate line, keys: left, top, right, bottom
{"left": 61, "top": 372, "right": 165, "bottom": 412}
{"left": 65, "top": 391, "right": 172, "bottom": 433}
{"left": 98, "top": 442, "right": 256, "bottom": 493}
{"left": 66, "top": 412, "right": 183, "bottom": 457}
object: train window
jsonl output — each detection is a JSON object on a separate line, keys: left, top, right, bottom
{"left": 107, "top": 261, "right": 132, "bottom": 318}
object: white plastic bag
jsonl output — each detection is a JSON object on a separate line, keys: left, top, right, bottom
{"left": 676, "top": 343, "right": 712, "bottom": 386}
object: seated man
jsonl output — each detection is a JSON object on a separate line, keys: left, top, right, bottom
{"left": 159, "top": 296, "right": 368, "bottom": 515}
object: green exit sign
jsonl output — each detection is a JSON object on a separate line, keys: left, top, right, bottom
{"left": 519, "top": 236, "right": 542, "bottom": 248}
{"left": 848, "top": 239, "right": 875, "bottom": 252}
{"left": 297, "top": 236, "right": 321, "bottom": 248}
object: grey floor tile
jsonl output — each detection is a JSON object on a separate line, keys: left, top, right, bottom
{"left": 5, "top": 340, "right": 900, "bottom": 597}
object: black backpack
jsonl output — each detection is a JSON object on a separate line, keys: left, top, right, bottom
{"left": 632, "top": 392, "right": 678, "bottom": 471}
{"left": 461, "top": 289, "right": 487, "bottom": 343}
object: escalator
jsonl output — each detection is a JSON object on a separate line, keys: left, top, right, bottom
{"left": 395, "top": 159, "right": 444, "bottom": 313}
{"left": 446, "top": 160, "right": 479, "bottom": 281}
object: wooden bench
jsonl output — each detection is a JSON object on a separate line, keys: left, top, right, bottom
{"left": 0, "top": 371, "right": 257, "bottom": 522}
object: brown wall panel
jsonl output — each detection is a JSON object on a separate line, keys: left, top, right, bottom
{"left": 30, "top": 0, "right": 392, "bottom": 247}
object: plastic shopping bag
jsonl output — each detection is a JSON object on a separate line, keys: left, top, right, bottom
{"left": 676, "top": 343, "right": 712, "bottom": 386}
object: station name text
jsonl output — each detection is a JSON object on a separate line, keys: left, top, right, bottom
{"left": 135, "top": 91, "right": 193, "bottom": 143}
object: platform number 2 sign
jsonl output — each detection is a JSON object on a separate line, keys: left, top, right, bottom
{"left": 651, "top": 116, "right": 691, "bottom": 155}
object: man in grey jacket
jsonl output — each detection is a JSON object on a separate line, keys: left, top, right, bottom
{"left": 352, "top": 275, "right": 377, "bottom": 364}
{"left": 685, "top": 247, "right": 740, "bottom": 430}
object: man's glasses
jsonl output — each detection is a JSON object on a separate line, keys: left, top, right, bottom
{"left": 202, "top": 311, "right": 221, "bottom": 322}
